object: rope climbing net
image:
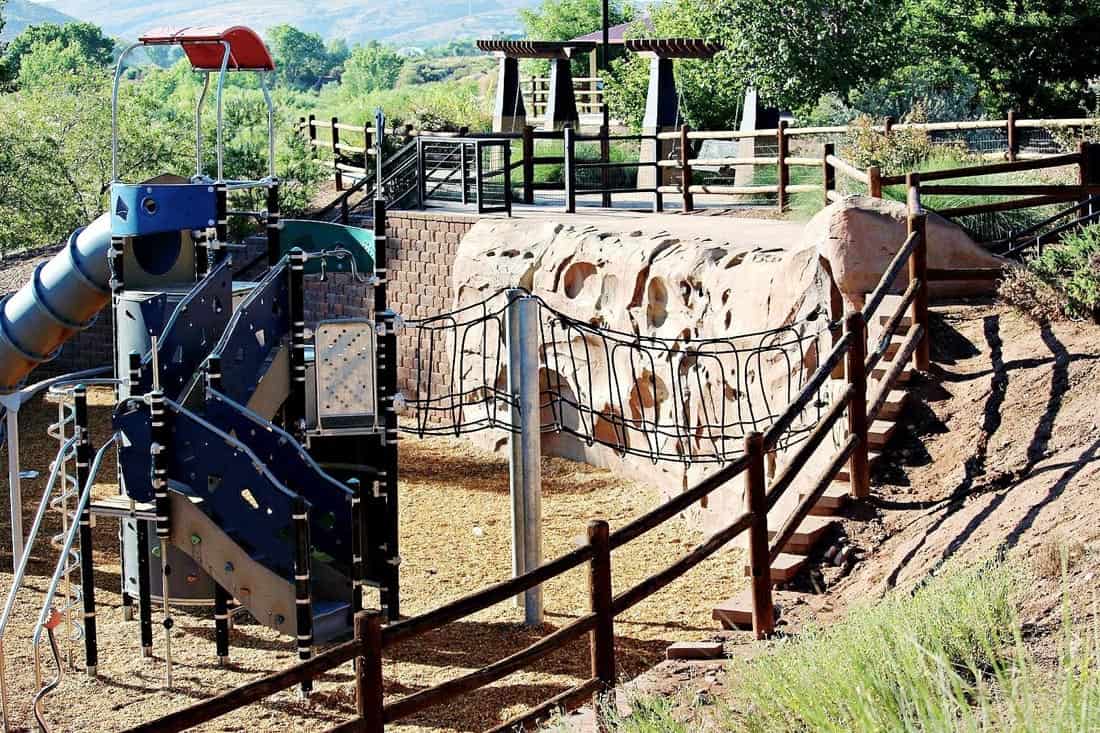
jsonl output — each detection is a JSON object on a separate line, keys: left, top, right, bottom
{"left": 399, "top": 290, "right": 837, "bottom": 464}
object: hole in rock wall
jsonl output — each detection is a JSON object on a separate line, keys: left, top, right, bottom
{"left": 593, "top": 406, "right": 629, "bottom": 452}
{"left": 563, "top": 262, "right": 597, "bottom": 299}
{"left": 646, "top": 278, "right": 668, "bottom": 328}
{"left": 628, "top": 370, "right": 668, "bottom": 422}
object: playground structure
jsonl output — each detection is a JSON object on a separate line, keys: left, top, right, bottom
{"left": 0, "top": 27, "right": 399, "bottom": 727}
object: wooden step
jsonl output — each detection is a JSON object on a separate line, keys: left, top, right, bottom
{"left": 874, "top": 295, "right": 913, "bottom": 328}
{"left": 883, "top": 334, "right": 904, "bottom": 360}
{"left": 835, "top": 451, "right": 882, "bottom": 483}
{"left": 879, "top": 389, "right": 908, "bottom": 420}
{"left": 804, "top": 481, "right": 850, "bottom": 516}
{"left": 768, "top": 515, "right": 836, "bottom": 554}
{"left": 871, "top": 360, "right": 914, "bottom": 384}
{"left": 743, "top": 552, "right": 805, "bottom": 584}
{"left": 868, "top": 419, "right": 898, "bottom": 449}
{"left": 712, "top": 587, "right": 781, "bottom": 630}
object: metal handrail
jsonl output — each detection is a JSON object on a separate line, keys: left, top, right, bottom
{"left": 30, "top": 434, "right": 117, "bottom": 732}
{"left": 0, "top": 436, "right": 77, "bottom": 731}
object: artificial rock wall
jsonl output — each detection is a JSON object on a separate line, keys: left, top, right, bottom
{"left": 452, "top": 197, "right": 1007, "bottom": 531}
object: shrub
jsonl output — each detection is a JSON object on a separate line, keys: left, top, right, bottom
{"left": 1012, "top": 223, "right": 1100, "bottom": 322}
{"left": 842, "top": 107, "right": 935, "bottom": 174}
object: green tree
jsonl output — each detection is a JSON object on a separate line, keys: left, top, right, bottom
{"left": 267, "top": 24, "right": 329, "bottom": 90}
{"left": 2, "top": 22, "right": 115, "bottom": 80}
{"left": 326, "top": 38, "right": 350, "bottom": 71}
{"left": 341, "top": 42, "right": 403, "bottom": 96}
{"left": 518, "top": 0, "right": 634, "bottom": 75}
{"left": 904, "top": 0, "right": 1100, "bottom": 116}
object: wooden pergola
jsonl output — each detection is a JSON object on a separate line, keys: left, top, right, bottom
{"left": 477, "top": 40, "right": 597, "bottom": 132}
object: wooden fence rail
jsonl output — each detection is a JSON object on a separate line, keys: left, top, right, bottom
{"left": 299, "top": 113, "right": 1099, "bottom": 220}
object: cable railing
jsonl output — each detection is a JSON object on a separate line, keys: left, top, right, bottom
{"left": 398, "top": 289, "right": 834, "bottom": 464}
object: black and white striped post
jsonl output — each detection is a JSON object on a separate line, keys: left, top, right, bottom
{"left": 204, "top": 355, "right": 232, "bottom": 666}
{"left": 349, "top": 477, "right": 364, "bottom": 613}
{"left": 149, "top": 384, "right": 174, "bottom": 688}
{"left": 292, "top": 497, "right": 314, "bottom": 698}
{"left": 213, "top": 183, "right": 229, "bottom": 265}
{"left": 128, "top": 351, "right": 154, "bottom": 658}
{"left": 74, "top": 385, "right": 98, "bottom": 676}
{"left": 266, "top": 181, "right": 282, "bottom": 267}
{"left": 372, "top": 198, "right": 401, "bottom": 620}
{"left": 287, "top": 248, "right": 308, "bottom": 439}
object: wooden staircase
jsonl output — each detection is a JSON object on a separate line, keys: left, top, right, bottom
{"left": 712, "top": 294, "right": 916, "bottom": 630}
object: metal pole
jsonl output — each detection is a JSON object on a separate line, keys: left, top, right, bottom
{"left": 6, "top": 405, "right": 22, "bottom": 569}
{"left": 506, "top": 290, "right": 542, "bottom": 624}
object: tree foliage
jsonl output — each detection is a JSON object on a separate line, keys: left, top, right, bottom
{"left": 267, "top": 24, "right": 332, "bottom": 90}
{"left": 2, "top": 22, "right": 114, "bottom": 81}
{"left": 904, "top": 0, "right": 1100, "bottom": 116}
{"left": 518, "top": 0, "right": 634, "bottom": 75}
{"left": 342, "top": 42, "right": 403, "bottom": 96}
{"left": 0, "top": 56, "right": 324, "bottom": 253}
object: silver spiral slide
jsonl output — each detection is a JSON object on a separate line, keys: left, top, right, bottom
{"left": 0, "top": 214, "right": 112, "bottom": 391}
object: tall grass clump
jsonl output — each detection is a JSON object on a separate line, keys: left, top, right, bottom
{"left": 727, "top": 562, "right": 1019, "bottom": 732}
{"left": 607, "top": 560, "right": 1100, "bottom": 732}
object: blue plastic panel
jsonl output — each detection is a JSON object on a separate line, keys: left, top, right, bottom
{"left": 114, "top": 396, "right": 299, "bottom": 581}
{"left": 210, "top": 262, "right": 289, "bottom": 405}
{"left": 133, "top": 261, "right": 232, "bottom": 400}
{"left": 111, "top": 183, "right": 219, "bottom": 237}
{"left": 205, "top": 390, "right": 357, "bottom": 574}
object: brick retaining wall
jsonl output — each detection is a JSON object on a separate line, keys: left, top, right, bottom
{"left": 303, "top": 209, "right": 479, "bottom": 399}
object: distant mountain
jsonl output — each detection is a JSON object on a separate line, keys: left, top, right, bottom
{"left": 1, "top": 0, "right": 80, "bottom": 41}
{"left": 28, "top": 0, "right": 534, "bottom": 44}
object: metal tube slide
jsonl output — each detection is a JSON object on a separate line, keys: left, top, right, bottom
{"left": 0, "top": 214, "right": 112, "bottom": 390}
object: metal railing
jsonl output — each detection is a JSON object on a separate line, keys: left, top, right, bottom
{"left": 0, "top": 434, "right": 77, "bottom": 731}
{"left": 31, "top": 433, "right": 117, "bottom": 732}
{"left": 416, "top": 136, "right": 512, "bottom": 214}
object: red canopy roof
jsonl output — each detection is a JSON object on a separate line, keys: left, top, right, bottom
{"left": 138, "top": 26, "right": 275, "bottom": 71}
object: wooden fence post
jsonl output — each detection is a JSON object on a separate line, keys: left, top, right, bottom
{"left": 564, "top": 126, "right": 577, "bottom": 214}
{"left": 331, "top": 116, "right": 343, "bottom": 191}
{"left": 679, "top": 124, "right": 694, "bottom": 213}
{"left": 306, "top": 114, "right": 317, "bottom": 167}
{"left": 777, "top": 120, "right": 789, "bottom": 213}
{"left": 822, "top": 142, "right": 836, "bottom": 205}
{"left": 522, "top": 126, "right": 535, "bottom": 204}
{"left": 908, "top": 211, "right": 930, "bottom": 371}
{"left": 744, "top": 432, "right": 773, "bottom": 639}
{"left": 868, "top": 165, "right": 882, "bottom": 198}
{"left": 1007, "top": 110, "right": 1018, "bottom": 162}
{"left": 354, "top": 611, "right": 385, "bottom": 733}
{"left": 844, "top": 312, "right": 870, "bottom": 499}
{"left": 587, "top": 520, "right": 616, "bottom": 701}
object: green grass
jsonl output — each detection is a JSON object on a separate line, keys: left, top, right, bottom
{"left": 603, "top": 560, "right": 1100, "bottom": 732}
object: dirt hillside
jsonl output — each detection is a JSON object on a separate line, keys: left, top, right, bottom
{"left": 813, "top": 298, "right": 1100, "bottom": 631}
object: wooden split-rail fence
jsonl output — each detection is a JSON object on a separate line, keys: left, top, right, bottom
{"left": 126, "top": 177, "right": 1005, "bottom": 731}
{"left": 302, "top": 113, "right": 1100, "bottom": 238}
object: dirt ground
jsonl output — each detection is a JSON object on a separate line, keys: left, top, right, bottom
{"left": 0, "top": 390, "right": 747, "bottom": 732}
